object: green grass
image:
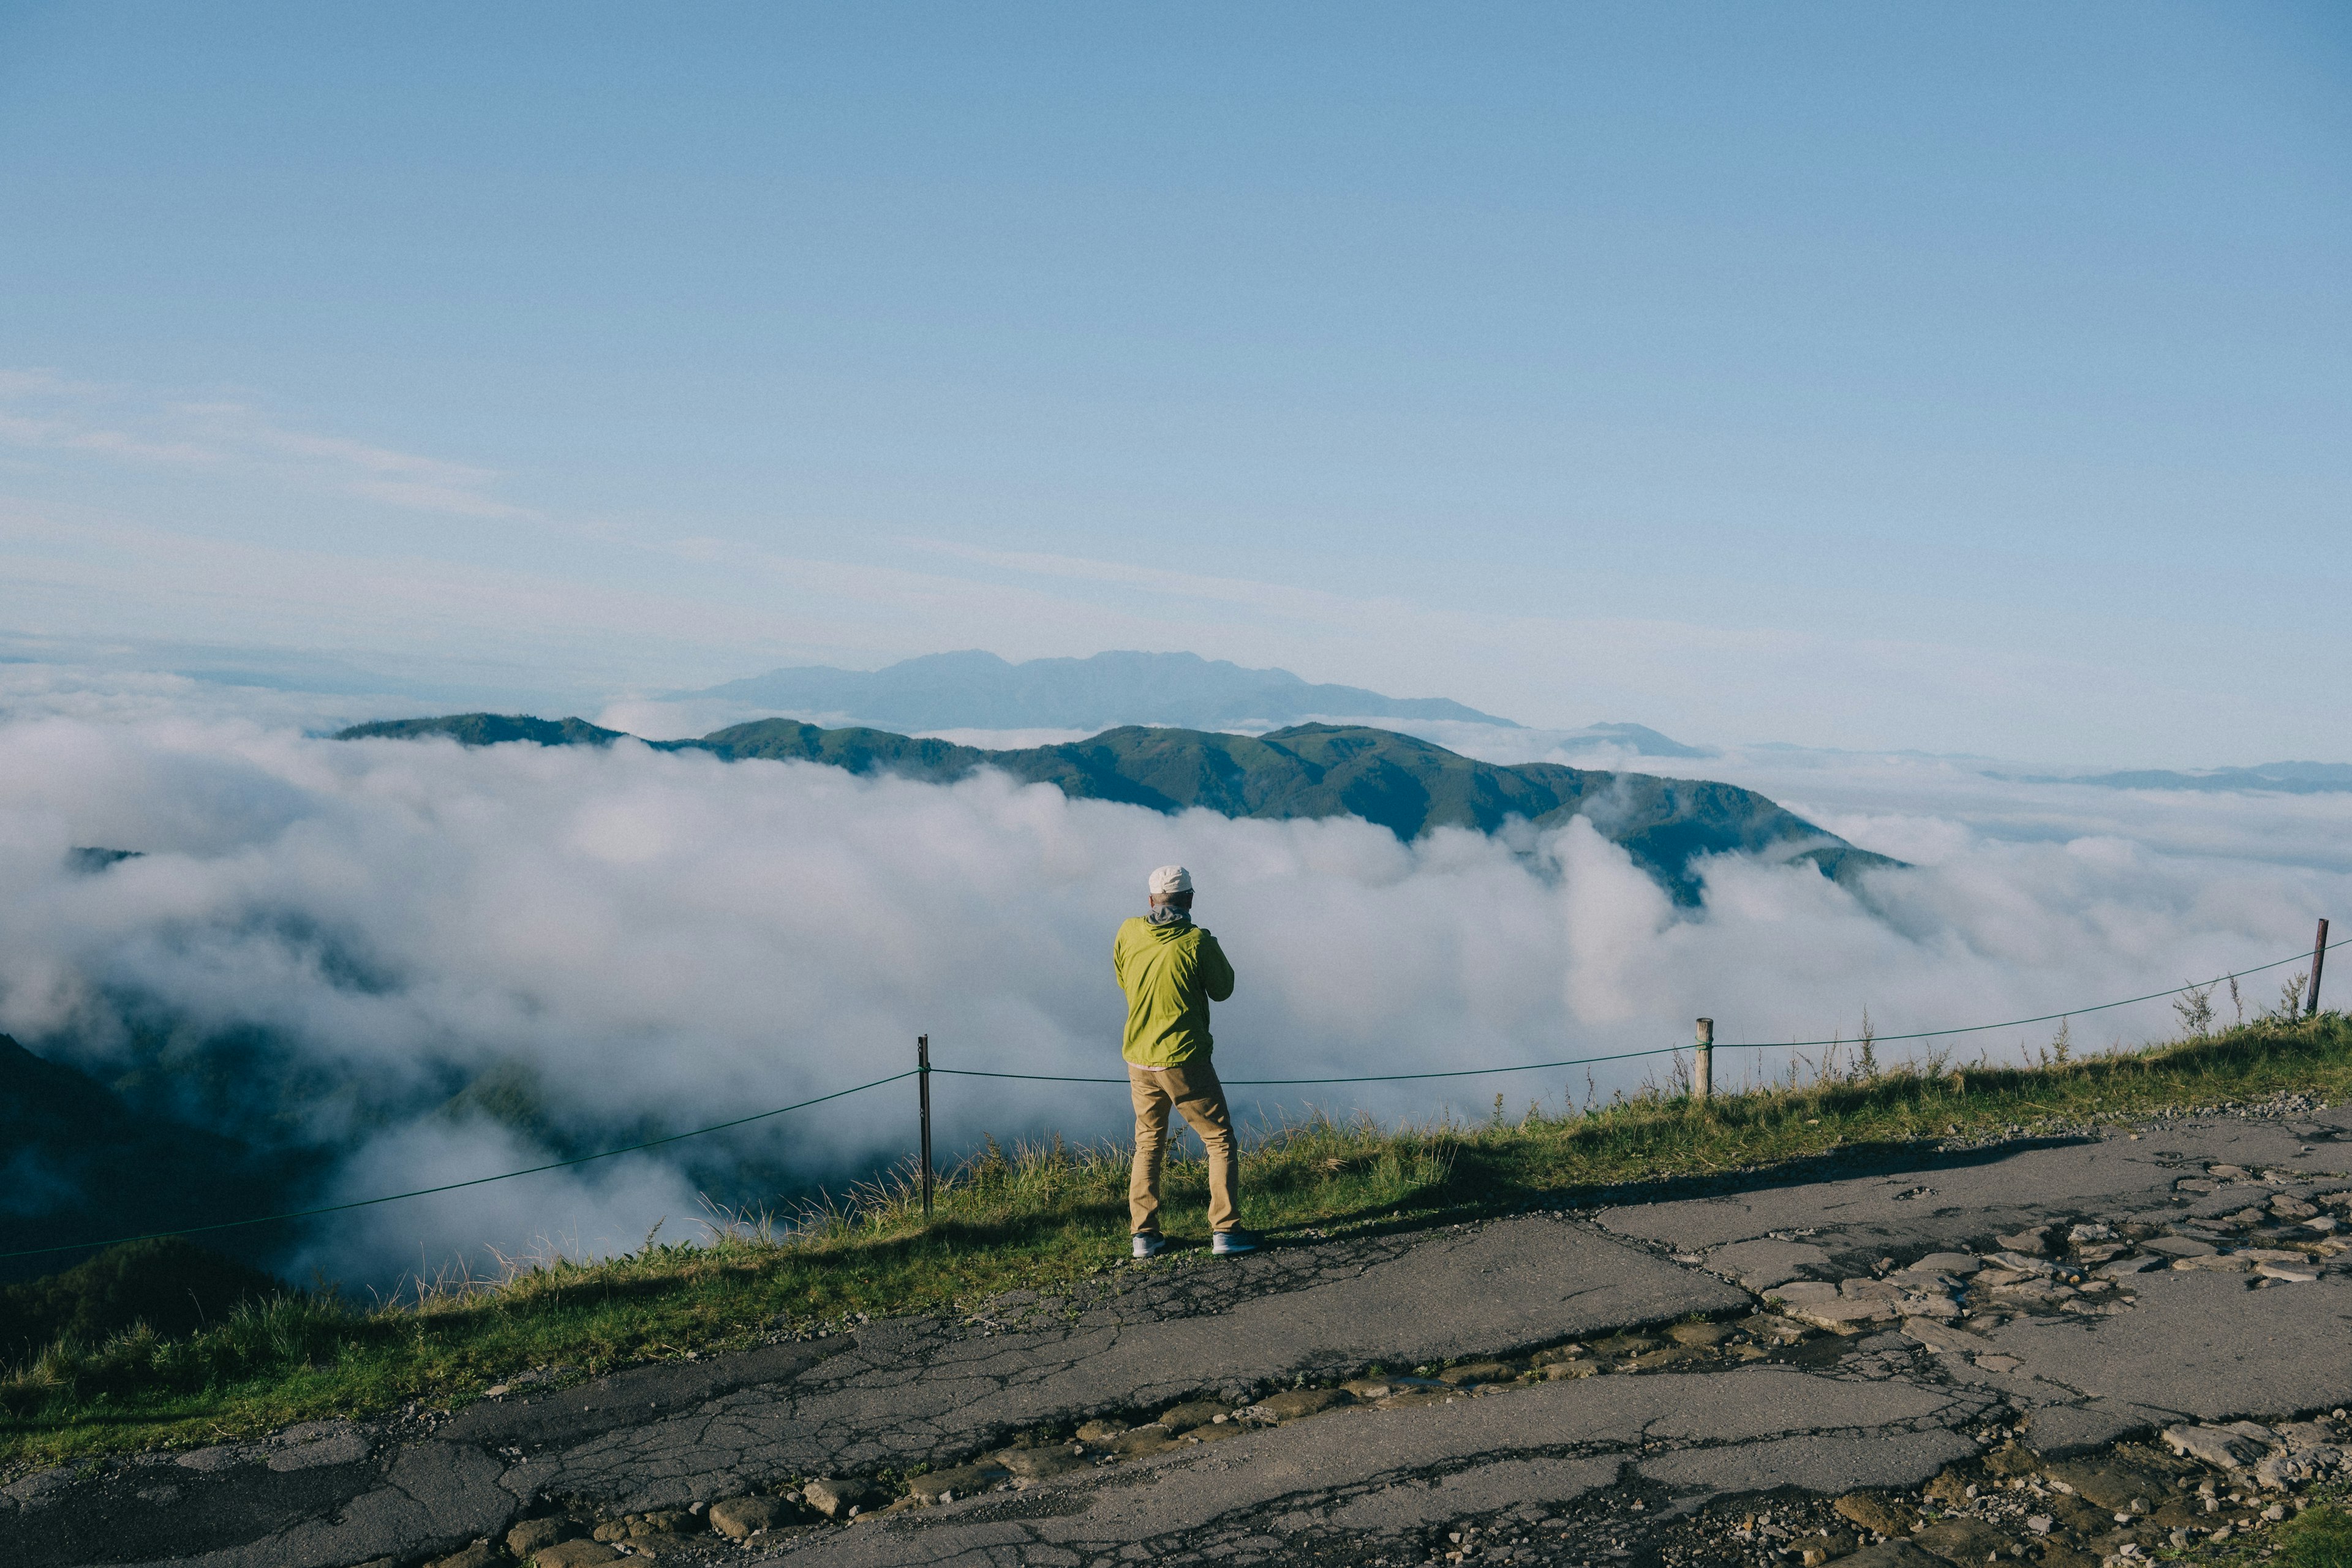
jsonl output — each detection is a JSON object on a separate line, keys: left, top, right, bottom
{"left": 2274, "top": 1499, "right": 2352, "bottom": 1568}
{"left": 2184, "top": 1486, "right": 2352, "bottom": 1567}
{"left": 3, "top": 1014, "right": 2346, "bottom": 1472}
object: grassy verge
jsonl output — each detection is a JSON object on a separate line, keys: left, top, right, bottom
{"left": 2264, "top": 1493, "right": 2352, "bottom": 1568}
{"left": 2187, "top": 1483, "right": 2352, "bottom": 1567}
{"left": 4, "top": 1014, "right": 2347, "bottom": 1472}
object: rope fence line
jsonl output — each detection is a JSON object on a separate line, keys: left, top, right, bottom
{"left": 0, "top": 1071, "right": 918, "bottom": 1264}
{"left": 1713, "top": 935, "right": 2344, "bottom": 1050}
{"left": 938, "top": 932, "right": 2350, "bottom": 1088}
{"left": 5, "top": 932, "right": 2340, "bottom": 1261}
{"left": 938, "top": 1044, "right": 1695, "bottom": 1090}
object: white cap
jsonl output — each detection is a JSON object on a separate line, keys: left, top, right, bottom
{"left": 1148, "top": 864, "right": 1193, "bottom": 897}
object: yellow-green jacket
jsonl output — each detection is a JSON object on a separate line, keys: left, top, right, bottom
{"left": 1113, "top": 916, "right": 1235, "bottom": 1067}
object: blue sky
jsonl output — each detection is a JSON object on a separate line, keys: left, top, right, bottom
{"left": 2, "top": 2, "right": 2348, "bottom": 761}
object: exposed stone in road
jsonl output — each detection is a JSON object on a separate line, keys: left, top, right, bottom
{"left": 509, "top": 1212, "right": 1744, "bottom": 1518}
{"left": 784, "top": 1368, "right": 1985, "bottom": 1568}
{"left": 1600, "top": 1111, "right": 2352, "bottom": 1452}
{"left": 7, "top": 1102, "right": 2348, "bottom": 1567}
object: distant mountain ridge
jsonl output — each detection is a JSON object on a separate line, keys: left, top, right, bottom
{"left": 686, "top": 650, "right": 1518, "bottom": 731}
{"left": 339, "top": 714, "right": 1899, "bottom": 902}
{"left": 1551, "top": 723, "right": 1716, "bottom": 759}
{"left": 2012, "top": 761, "right": 2352, "bottom": 795}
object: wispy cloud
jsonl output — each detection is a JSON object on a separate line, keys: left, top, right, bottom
{"left": 0, "top": 368, "right": 2323, "bottom": 762}
{"left": 0, "top": 371, "right": 532, "bottom": 521}
{"left": 0, "top": 506, "right": 790, "bottom": 669}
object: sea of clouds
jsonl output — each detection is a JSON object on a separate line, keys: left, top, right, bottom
{"left": 2, "top": 665, "right": 2345, "bottom": 1289}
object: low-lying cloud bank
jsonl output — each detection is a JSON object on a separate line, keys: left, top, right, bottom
{"left": 1, "top": 684, "right": 2343, "bottom": 1289}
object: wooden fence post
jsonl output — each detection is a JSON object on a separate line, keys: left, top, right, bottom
{"left": 2310, "top": 920, "right": 2330, "bottom": 1018}
{"left": 918, "top": 1034, "right": 933, "bottom": 1219}
{"left": 1694, "top": 1018, "right": 1714, "bottom": 1103}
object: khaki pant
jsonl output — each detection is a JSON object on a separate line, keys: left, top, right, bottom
{"left": 1128, "top": 1060, "right": 1239, "bottom": 1235}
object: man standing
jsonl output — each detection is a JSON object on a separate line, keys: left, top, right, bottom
{"left": 1115, "top": 864, "right": 1254, "bottom": 1259}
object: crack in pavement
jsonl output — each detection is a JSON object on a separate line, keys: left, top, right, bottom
{"left": 507, "top": 1216, "right": 1744, "bottom": 1517}
{"left": 782, "top": 1369, "right": 1988, "bottom": 1567}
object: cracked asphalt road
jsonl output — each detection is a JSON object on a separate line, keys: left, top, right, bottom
{"left": 9, "top": 1108, "right": 2348, "bottom": 1567}
{"left": 792, "top": 1368, "right": 1988, "bottom": 1568}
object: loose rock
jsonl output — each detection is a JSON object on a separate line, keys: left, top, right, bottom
{"left": 1667, "top": 1321, "right": 1735, "bottom": 1346}
{"left": 907, "top": 1461, "right": 1009, "bottom": 1502}
{"left": 1773, "top": 1283, "right": 1894, "bottom": 1334}
{"left": 507, "top": 1518, "right": 579, "bottom": 1557}
{"left": 708, "top": 1494, "right": 796, "bottom": 1538}
{"left": 1795, "top": 1530, "right": 1858, "bottom": 1565}
{"left": 1251, "top": 1386, "right": 1358, "bottom": 1417}
{"left": 1157, "top": 1399, "right": 1230, "bottom": 1434}
{"left": 1910, "top": 1517, "right": 2012, "bottom": 1563}
{"left": 2154, "top": 1420, "right": 2267, "bottom": 1476}
{"left": 2043, "top": 1457, "right": 2172, "bottom": 1511}
{"left": 1833, "top": 1490, "right": 1920, "bottom": 1537}
{"left": 1109, "top": 1423, "right": 1174, "bottom": 1455}
{"left": 991, "top": 1445, "right": 1087, "bottom": 1479}
{"left": 1980, "top": 1442, "right": 2041, "bottom": 1479}
{"left": 1743, "top": 1313, "right": 1814, "bottom": 1343}
{"left": 533, "top": 1545, "right": 619, "bottom": 1568}
{"left": 802, "top": 1476, "right": 877, "bottom": 1518}
{"left": 594, "top": 1509, "right": 699, "bottom": 1541}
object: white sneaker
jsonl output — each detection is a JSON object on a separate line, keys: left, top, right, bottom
{"left": 1211, "top": 1229, "right": 1260, "bottom": 1257}
{"left": 1132, "top": 1233, "right": 1168, "bottom": 1259}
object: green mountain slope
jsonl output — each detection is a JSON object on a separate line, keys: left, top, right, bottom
{"left": 334, "top": 714, "right": 631, "bottom": 748}
{"left": 337, "top": 715, "right": 1900, "bottom": 900}
{"left": 0, "top": 1034, "right": 303, "bottom": 1286}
